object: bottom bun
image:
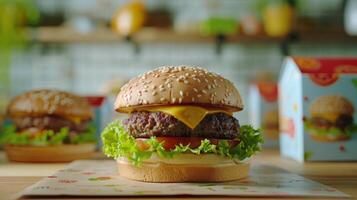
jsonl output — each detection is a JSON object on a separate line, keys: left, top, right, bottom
{"left": 117, "top": 154, "right": 250, "bottom": 182}
{"left": 5, "top": 143, "right": 96, "bottom": 163}
{"left": 307, "top": 129, "right": 351, "bottom": 142}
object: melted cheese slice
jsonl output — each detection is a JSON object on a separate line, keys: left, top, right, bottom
{"left": 136, "top": 105, "right": 232, "bottom": 129}
{"left": 66, "top": 116, "right": 83, "bottom": 124}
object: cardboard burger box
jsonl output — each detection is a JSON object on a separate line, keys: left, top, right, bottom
{"left": 249, "top": 81, "right": 279, "bottom": 148}
{"left": 279, "top": 57, "right": 357, "bottom": 162}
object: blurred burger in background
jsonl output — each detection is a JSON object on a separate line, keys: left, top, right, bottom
{"left": 262, "top": 110, "right": 279, "bottom": 140}
{"left": 0, "top": 114, "right": 4, "bottom": 137}
{"left": 305, "top": 95, "right": 355, "bottom": 142}
{"left": 102, "top": 66, "right": 263, "bottom": 182}
{"left": 0, "top": 113, "right": 3, "bottom": 127}
{"left": 1, "top": 89, "right": 96, "bottom": 162}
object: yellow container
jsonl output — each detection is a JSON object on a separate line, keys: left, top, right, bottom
{"left": 263, "top": 3, "right": 294, "bottom": 37}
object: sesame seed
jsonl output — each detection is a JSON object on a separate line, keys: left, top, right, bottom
{"left": 143, "top": 100, "right": 148, "bottom": 104}
{"left": 159, "top": 88, "right": 165, "bottom": 92}
{"left": 167, "top": 83, "right": 172, "bottom": 88}
{"left": 193, "top": 88, "right": 198, "bottom": 92}
{"left": 202, "top": 90, "right": 207, "bottom": 94}
{"left": 160, "top": 97, "right": 166, "bottom": 101}
{"left": 179, "top": 90, "right": 183, "bottom": 96}
{"left": 171, "top": 98, "right": 176, "bottom": 103}
{"left": 152, "top": 85, "right": 157, "bottom": 89}
{"left": 184, "top": 80, "right": 189, "bottom": 84}
{"left": 152, "top": 91, "right": 157, "bottom": 96}
{"left": 179, "top": 98, "right": 182, "bottom": 103}
{"left": 197, "top": 94, "right": 202, "bottom": 98}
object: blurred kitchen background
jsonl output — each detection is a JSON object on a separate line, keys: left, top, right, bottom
{"left": 1, "top": 0, "right": 357, "bottom": 125}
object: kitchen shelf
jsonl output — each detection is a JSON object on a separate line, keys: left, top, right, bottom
{"left": 28, "top": 26, "right": 357, "bottom": 44}
{"left": 26, "top": 26, "right": 357, "bottom": 56}
{"left": 27, "top": 26, "right": 284, "bottom": 44}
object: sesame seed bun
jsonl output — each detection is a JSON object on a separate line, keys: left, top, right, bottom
{"left": 309, "top": 95, "right": 354, "bottom": 117}
{"left": 4, "top": 144, "right": 96, "bottom": 162}
{"left": 7, "top": 89, "right": 93, "bottom": 120}
{"left": 117, "top": 154, "right": 249, "bottom": 182}
{"left": 115, "top": 66, "right": 243, "bottom": 112}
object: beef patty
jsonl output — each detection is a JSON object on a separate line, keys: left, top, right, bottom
{"left": 123, "top": 111, "right": 240, "bottom": 139}
{"left": 12, "top": 116, "right": 89, "bottom": 132}
{"left": 311, "top": 114, "right": 353, "bottom": 130}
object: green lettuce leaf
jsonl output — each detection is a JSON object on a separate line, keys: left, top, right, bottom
{"left": 101, "top": 120, "right": 263, "bottom": 167}
{"left": 0, "top": 124, "right": 96, "bottom": 146}
{"left": 304, "top": 120, "right": 357, "bottom": 136}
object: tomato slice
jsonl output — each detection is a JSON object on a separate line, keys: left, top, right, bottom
{"left": 135, "top": 137, "right": 239, "bottom": 151}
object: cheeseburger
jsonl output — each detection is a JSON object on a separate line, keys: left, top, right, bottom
{"left": 262, "top": 110, "right": 279, "bottom": 140}
{"left": 102, "top": 66, "right": 262, "bottom": 182}
{"left": 305, "top": 95, "right": 355, "bottom": 142}
{"left": 2, "top": 89, "right": 96, "bottom": 162}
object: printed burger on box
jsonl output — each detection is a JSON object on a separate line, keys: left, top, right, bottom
{"left": 279, "top": 57, "right": 357, "bottom": 162}
{"left": 249, "top": 81, "right": 279, "bottom": 148}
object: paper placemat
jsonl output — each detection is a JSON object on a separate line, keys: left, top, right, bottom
{"left": 20, "top": 160, "right": 349, "bottom": 198}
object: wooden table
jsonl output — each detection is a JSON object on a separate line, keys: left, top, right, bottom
{"left": 0, "top": 149, "right": 356, "bottom": 200}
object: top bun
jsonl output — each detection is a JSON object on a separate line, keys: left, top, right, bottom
{"left": 310, "top": 95, "right": 354, "bottom": 117}
{"left": 115, "top": 66, "right": 243, "bottom": 113}
{"left": 7, "top": 89, "right": 93, "bottom": 120}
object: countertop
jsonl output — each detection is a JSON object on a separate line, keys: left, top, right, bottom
{"left": 0, "top": 149, "right": 356, "bottom": 200}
